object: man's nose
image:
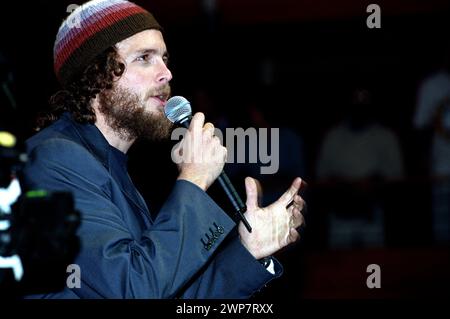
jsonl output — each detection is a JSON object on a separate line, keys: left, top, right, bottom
{"left": 156, "top": 61, "right": 172, "bottom": 84}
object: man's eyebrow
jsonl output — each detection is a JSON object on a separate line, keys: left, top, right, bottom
{"left": 131, "top": 48, "right": 169, "bottom": 58}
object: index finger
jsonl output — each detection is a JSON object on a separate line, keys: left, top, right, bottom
{"left": 278, "top": 177, "right": 302, "bottom": 206}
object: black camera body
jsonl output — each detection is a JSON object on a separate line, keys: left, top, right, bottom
{"left": 0, "top": 131, "right": 80, "bottom": 297}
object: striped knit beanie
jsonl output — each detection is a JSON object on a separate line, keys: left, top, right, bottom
{"left": 54, "top": 0, "right": 161, "bottom": 87}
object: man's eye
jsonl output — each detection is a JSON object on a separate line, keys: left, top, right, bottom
{"left": 136, "top": 54, "right": 151, "bottom": 62}
{"left": 163, "top": 56, "right": 169, "bottom": 65}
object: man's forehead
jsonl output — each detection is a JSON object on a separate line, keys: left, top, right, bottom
{"left": 116, "top": 29, "right": 166, "bottom": 55}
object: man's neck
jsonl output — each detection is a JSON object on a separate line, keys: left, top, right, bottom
{"left": 94, "top": 110, "right": 135, "bottom": 154}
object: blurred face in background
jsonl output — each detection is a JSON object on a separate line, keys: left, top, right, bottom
{"left": 347, "top": 89, "right": 374, "bottom": 131}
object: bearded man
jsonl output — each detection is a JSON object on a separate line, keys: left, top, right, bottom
{"left": 24, "top": 0, "right": 305, "bottom": 298}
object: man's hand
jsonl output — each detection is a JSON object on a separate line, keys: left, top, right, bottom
{"left": 176, "top": 112, "right": 227, "bottom": 191}
{"left": 239, "top": 177, "right": 305, "bottom": 260}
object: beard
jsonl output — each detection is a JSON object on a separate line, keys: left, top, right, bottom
{"left": 97, "top": 85, "right": 173, "bottom": 142}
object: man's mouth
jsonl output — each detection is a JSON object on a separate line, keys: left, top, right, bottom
{"left": 150, "top": 94, "right": 169, "bottom": 107}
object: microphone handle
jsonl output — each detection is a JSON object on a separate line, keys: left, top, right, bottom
{"left": 179, "top": 117, "right": 252, "bottom": 232}
{"left": 217, "top": 172, "right": 252, "bottom": 233}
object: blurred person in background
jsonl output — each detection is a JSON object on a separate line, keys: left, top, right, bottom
{"left": 413, "top": 45, "right": 450, "bottom": 244}
{"left": 316, "top": 88, "right": 404, "bottom": 249}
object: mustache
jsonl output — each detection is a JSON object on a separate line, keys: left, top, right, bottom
{"left": 145, "top": 85, "right": 171, "bottom": 100}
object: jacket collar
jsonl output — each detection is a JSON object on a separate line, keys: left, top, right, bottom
{"left": 61, "top": 113, "right": 152, "bottom": 224}
{"left": 62, "top": 112, "right": 111, "bottom": 170}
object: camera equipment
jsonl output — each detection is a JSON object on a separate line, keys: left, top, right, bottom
{"left": 0, "top": 130, "right": 80, "bottom": 297}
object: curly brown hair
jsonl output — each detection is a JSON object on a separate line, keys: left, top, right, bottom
{"left": 36, "top": 46, "right": 125, "bottom": 130}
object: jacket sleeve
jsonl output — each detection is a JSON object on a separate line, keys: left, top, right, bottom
{"left": 23, "top": 138, "right": 280, "bottom": 298}
{"left": 178, "top": 233, "right": 283, "bottom": 299}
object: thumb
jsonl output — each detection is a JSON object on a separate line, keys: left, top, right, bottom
{"left": 245, "top": 177, "right": 259, "bottom": 211}
{"left": 189, "top": 112, "right": 205, "bottom": 134}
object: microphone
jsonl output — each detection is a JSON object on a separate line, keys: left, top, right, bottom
{"left": 165, "top": 96, "right": 252, "bottom": 233}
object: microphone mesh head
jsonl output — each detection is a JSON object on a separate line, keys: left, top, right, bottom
{"left": 164, "top": 96, "right": 192, "bottom": 124}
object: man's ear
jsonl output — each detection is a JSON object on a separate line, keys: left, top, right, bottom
{"left": 112, "top": 44, "right": 127, "bottom": 79}
{"left": 113, "top": 58, "right": 126, "bottom": 80}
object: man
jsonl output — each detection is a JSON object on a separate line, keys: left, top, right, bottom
{"left": 316, "top": 88, "right": 404, "bottom": 249}
{"left": 414, "top": 47, "right": 450, "bottom": 244}
{"left": 24, "top": 0, "right": 305, "bottom": 298}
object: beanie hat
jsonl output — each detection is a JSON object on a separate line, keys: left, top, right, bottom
{"left": 54, "top": 0, "right": 161, "bottom": 87}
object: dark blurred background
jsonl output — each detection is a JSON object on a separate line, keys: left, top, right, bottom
{"left": 1, "top": 0, "right": 450, "bottom": 299}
